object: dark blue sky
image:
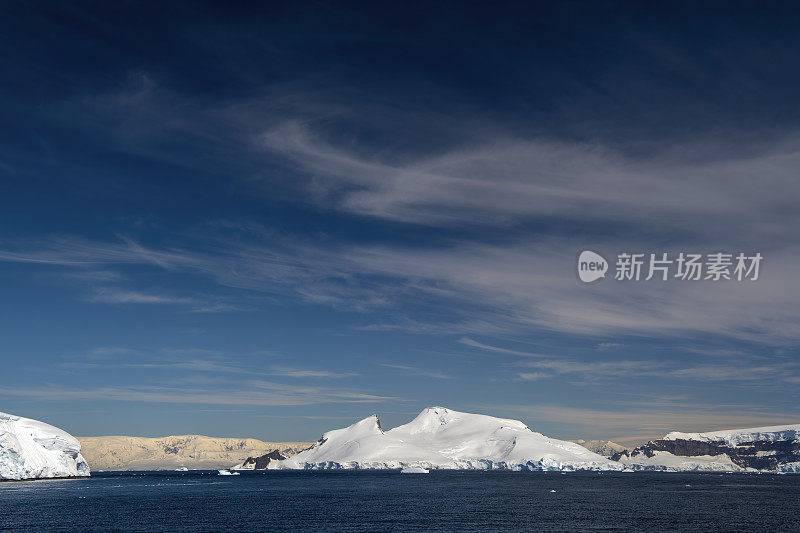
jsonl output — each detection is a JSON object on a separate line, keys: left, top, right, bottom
{"left": 1, "top": 1, "right": 799, "bottom": 443}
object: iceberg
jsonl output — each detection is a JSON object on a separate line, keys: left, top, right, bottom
{"left": 265, "top": 406, "right": 622, "bottom": 471}
{"left": 0, "top": 411, "right": 90, "bottom": 480}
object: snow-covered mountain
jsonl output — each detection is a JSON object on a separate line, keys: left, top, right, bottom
{"left": 261, "top": 407, "right": 622, "bottom": 471}
{"left": 0, "top": 411, "right": 90, "bottom": 480}
{"left": 613, "top": 423, "right": 800, "bottom": 472}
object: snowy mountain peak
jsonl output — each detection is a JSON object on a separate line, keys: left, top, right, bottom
{"left": 390, "top": 406, "right": 531, "bottom": 438}
{"left": 393, "top": 407, "right": 457, "bottom": 435}
{"left": 313, "top": 414, "right": 384, "bottom": 446}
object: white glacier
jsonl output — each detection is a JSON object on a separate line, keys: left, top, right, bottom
{"left": 0, "top": 411, "right": 90, "bottom": 481}
{"left": 663, "top": 424, "right": 800, "bottom": 447}
{"left": 266, "top": 406, "right": 623, "bottom": 471}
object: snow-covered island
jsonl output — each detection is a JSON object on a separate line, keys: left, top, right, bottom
{"left": 233, "top": 406, "right": 623, "bottom": 471}
{"left": 0, "top": 411, "right": 90, "bottom": 481}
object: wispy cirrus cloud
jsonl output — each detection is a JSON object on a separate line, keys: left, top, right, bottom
{"left": 513, "top": 356, "right": 800, "bottom": 385}
{"left": 3, "top": 231, "right": 800, "bottom": 344}
{"left": 379, "top": 363, "right": 451, "bottom": 380}
{"left": 84, "top": 287, "right": 241, "bottom": 313}
{"left": 490, "top": 403, "right": 800, "bottom": 445}
{"left": 63, "top": 348, "right": 359, "bottom": 382}
{"left": 259, "top": 121, "right": 800, "bottom": 237}
{"left": 0, "top": 381, "right": 394, "bottom": 407}
{"left": 268, "top": 367, "right": 358, "bottom": 379}
{"left": 86, "top": 288, "right": 195, "bottom": 305}
{"left": 458, "top": 337, "right": 546, "bottom": 357}
{"left": 4, "top": 88, "right": 800, "bottom": 344}
{"left": 517, "top": 372, "right": 550, "bottom": 381}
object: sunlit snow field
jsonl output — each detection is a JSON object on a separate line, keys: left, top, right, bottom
{"left": 3, "top": 471, "right": 800, "bottom": 531}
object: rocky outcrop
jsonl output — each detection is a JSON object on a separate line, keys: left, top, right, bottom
{"left": 234, "top": 449, "right": 290, "bottom": 470}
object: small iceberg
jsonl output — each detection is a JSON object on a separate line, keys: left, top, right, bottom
{"left": 401, "top": 467, "right": 429, "bottom": 474}
{"left": 549, "top": 490, "right": 557, "bottom": 493}
{"left": 218, "top": 469, "right": 240, "bottom": 476}
{"left": 174, "top": 467, "right": 189, "bottom": 472}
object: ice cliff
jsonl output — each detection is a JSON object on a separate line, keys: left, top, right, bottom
{"left": 0, "top": 411, "right": 90, "bottom": 480}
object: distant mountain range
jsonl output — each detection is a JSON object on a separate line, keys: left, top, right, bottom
{"left": 78, "top": 435, "right": 311, "bottom": 470}
{"left": 6, "top": 407, "right": 799, "bottom": 479}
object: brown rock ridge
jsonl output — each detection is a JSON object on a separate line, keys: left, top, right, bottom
{"left": 79, "top": 435, "right": 312, "bottom": 470}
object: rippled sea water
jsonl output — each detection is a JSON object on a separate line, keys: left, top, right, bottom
{"left": 2, "top": 471, "right": 799, "bottom": 532}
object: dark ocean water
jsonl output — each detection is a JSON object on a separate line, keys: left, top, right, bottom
{"left": 2, "top": 470, "right": 799, "bottom": 532}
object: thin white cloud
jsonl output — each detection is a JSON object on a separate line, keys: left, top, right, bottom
{"left": 86, "top": 288, "right": 194, "bottom": 305}
{"left": 378, "top": 363, "right": 451, "bottom": 380}
{"left": 458, "top": 337, "right": 547, "bottom": 357}
{"left": 0, "top": 382, "right": 394, "bottom": 407}
{"left": 4, "top": 233, "right": 800, "bottom": 343}
{"left": 518, "top": 372, "right": 550, "bottom": 381}
{"left": 490, "top": 403, "right": 800, "bottom": 445}
{"left": 268, "top": 367, "right": 358, "bottom": 379}
{"left": 259, "top": 121, "right": 800, "bottom": 237}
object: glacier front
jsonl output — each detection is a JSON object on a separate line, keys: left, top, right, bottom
{"left": 264, "top": 406, "right": 622, "bottom": 471}
{"left": 0, "top": 411, "right": 90, "bottom": 480}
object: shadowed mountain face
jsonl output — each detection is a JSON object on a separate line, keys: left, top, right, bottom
{"left": 79, "top": 435, "right": 311, "bottom": 470}
{"left": 235, "top": 449, "right": 292, "bottom": 470}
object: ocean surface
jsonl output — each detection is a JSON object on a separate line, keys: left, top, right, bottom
{"left": 2, "top": 471, "right": 799, "bottom": 532}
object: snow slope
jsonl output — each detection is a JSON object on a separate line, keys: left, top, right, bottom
{"left": 267, "top": 407, "right": 622, "bottom": 471}
{"left": 0, "top": 411, "right": 90, "bottom": 480}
